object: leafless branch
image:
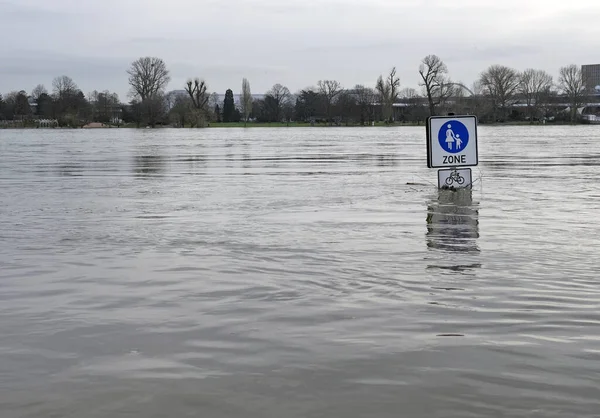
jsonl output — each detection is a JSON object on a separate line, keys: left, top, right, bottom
{"left": 127, "top": 57, "right": 170, "bottom": 101}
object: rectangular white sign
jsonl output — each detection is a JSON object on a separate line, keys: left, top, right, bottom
{"left": 437, "top": 168, "right": 472, "bottom": 189}
{"left": 427, "top": 115, "right": 478, "bottom": 168}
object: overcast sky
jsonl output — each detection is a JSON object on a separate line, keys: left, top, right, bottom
{"left": 1, "top": 0, "right": 598, "bottom": 100}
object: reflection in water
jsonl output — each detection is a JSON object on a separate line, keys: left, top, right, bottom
{"left": 242, "top": 153, "right": 252, "bottom": 175}
{"left": 4, "top": 128, "right": 600, "bottom": 417}
{"left": 242, "top": 153, "right": 251, "bottom": 166}
{"left": 225, "top": 141, "right": 234, "bottom": 167}
{"left": 56, "top": 163, "right": 84, "bottom": 176}
{"left": 133, "top": 155, "right": 165, "bottom": 177}
{"left": 375, "top": 153, "right": 399, "bottom": 167}
{"left": 426, "top": 188, "right": 479, "bottom": 254}
{"left": 180, "top": 154, "right": 207, "bottom": 174}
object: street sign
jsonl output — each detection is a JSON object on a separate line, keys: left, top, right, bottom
{"left": 427, "top": 115, "right": 478, "bottom": 168}
{"left": 437, "top": 168, "right": 472, "bottom": 189}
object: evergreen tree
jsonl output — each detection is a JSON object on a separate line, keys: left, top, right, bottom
{"left": 233, "top": 108, "right": 242, "bottom": 123}
{"left": 14, "top": 91, "right": 31, "bottom": 117}
{"left": 222, "top": 89, "right": 235, "bottom": 122}
{"left": 36, "top": 93, "right": 54, "bottom": 118}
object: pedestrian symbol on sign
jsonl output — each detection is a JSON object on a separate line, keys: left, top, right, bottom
{"left": 438, "top": 120, "right": 469, "bottom": 154}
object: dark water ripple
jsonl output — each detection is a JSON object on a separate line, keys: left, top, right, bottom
{"left": 1, "top": 126, "right": 600, "bottom": 417}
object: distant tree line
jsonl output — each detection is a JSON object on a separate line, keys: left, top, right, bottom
{"left": 0, "top": 76, "right": 124, "bottom": 127}
{"left": 1, "top": 55, "right": 596, "bottom": 128}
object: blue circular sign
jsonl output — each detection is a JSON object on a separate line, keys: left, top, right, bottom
{"left": 438, "top": 120, "right": 469, "bottom": 154}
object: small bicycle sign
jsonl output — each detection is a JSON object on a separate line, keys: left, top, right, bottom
{"left": 437, "top": 168, "right": 472, "bottom": 189}
{"left": 445, "top": 169, "right": 465, "bottom": 186}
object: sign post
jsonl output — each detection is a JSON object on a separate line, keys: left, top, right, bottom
{"left": 426, "top": 115, "right": 478, "bottom": 188}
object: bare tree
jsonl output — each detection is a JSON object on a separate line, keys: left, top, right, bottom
{"left": 559, "top": 64, "right": 586, "bottom": 123}
{"left": 398, "top": 87, "right": 422, "bottom": 123}
{"left": 52, "top": 75, "right": 78, "bottom": 99}
{"left": 185, "top": 78, "right": 209, "bottom": 127}
{"left": 400, "top": 87, "right": 421, "bottom": 105}
{"left": 354, "top": 84, "right": 376, "bottom": 125}
{"left": 241, "top": 78, "right": 253, "bottom": 127}
{"left": 375, "top": 68, "right": 400, "bottom": 123}
{"left": 282, "top": 100, "right": 295, "bottom": 126}
{"left": 418, "top": 55, "right": 455, "bottom": 116}
{"left": 31, "top": 84, "right": 48, "bottom": 101}
{"left": 88, "top": 90, "right": 100, "bottom": 120}
{"left": 375, "top": 75, "right": 391, "bottom": 122}
{"left": 207, "top": 92, "right": 221, "bottom": 122}
{"left": 88, "top": 90, "right": 100, "bottom": 103}
{"left": 171, "top": 95, "right": 194, "bottom": 128}
{"left": 266, "top": 83, "right": 291, "bottom": 122}
{"left": 185, "top": 79, "right": 208, "bottom": 110}
{"left": 0, "top": 93, "right": 6, "bottom": 119}
{"left": 51, "top": 76, "right": 81, "bottom": 121}
{"left": 387, "top": 67, "right": 400, "bottom": 105}
{"left": 88, "top": 90, "right": 120, "bottom": 123}
{"left": 143, "top": 93, "right": 167, "bottom": 128}
{"left": 519, "top": 69, "right": 554, "bottom": 123}
{"left": 169, "top": 95, "right": 192, "bottom": 127}
{"left": 101, "top": 91, "right": 120, "bottom": 123}
{"left": 479, "top": 65, "right": 520, "bottom": 121}
{"left": 164, "top": 91, "right": 178, "bottom": 111}
{"left": 127, "top": 57, "right": 170, "bottom": 101}
{"left": 3, "top": 91, "right": 19, "bottom": 118}
{"left": 537, "top": 87, "right": 558, "bottom": 122}
{"left": 400, "top": 87, "right": 418, "bottom": 100}
{"left": 334, "top": 91, "right": 357, "bottom": 126}
{"left": 317, "top": 80, "right": 342, "bottom": 125}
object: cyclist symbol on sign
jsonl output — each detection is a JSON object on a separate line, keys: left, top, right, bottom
{"left": 438, "top": 120, "right": 469, "bottom": 154}
{"left": 445, "top": 169, "right": 465, "bottom": 186}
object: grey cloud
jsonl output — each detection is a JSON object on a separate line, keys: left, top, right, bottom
{"left": 444, "top": 44, "right": 542, "bottom": 63}
{"left": 1, "top": 0, "right": 599, "bottom": 99}
{"left": 127, "top": 37, "right": 176, "bottom": 45}
{"left": 0, "top": 0, "right": 82, "bottom": 18}
{"left": 0, "top": 49, "right": 130, "bottom": 96}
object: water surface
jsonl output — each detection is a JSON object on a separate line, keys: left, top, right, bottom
{"left": 1, "top": 126, "right": 600, "bottom": 417}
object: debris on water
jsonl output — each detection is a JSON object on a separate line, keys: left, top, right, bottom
{"left": 440, "top": 185, "right": 457, "bottom": 191}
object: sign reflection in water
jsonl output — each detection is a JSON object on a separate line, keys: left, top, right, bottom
{"left": 426, "top": 188, "right": 479, "bottom": 254}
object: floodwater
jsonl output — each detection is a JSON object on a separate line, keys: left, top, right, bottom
{"left": 1, "top": 126, "right": 600, "bottom": 417}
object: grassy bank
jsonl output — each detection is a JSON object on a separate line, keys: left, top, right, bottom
{"left": 206, "top": 121, "right": 425, "bottom": 128}
{"left": 197, "top": 120, "right": 576, "bottom": 128}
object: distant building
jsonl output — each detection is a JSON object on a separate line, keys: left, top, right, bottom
{"left": 582, "top": 64, "right": 600, "bottom": 94}
{"left": 28, "top": 97, "right": 38, "bottom": 114}
{"left": 216, "top": 93, "right": 266, "bottom": 106}
{"left": 167, "top": 90, "right": 188, "bottom": 99}
{"left": 165, "top": 90, "right": 266, "bottom": 108}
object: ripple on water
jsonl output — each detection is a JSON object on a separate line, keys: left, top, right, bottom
{"left": 1, "top": 126, "right": 600, "bottom": 417}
